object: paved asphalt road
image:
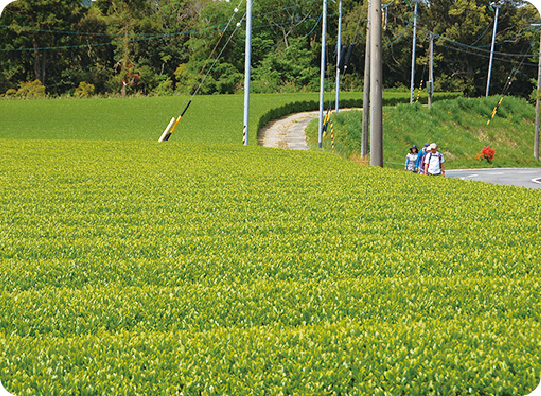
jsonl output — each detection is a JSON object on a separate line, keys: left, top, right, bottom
{"left": 446, "top": 168, "right": 541, "bottom": 189}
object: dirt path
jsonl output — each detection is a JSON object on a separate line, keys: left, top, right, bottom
{"left": 257, "top": 109, "right": 362, "bottom": 150}
{"left": 257, "top": 111, "right": 319, "bottom": 150}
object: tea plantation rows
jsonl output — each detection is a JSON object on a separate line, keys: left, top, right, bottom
{"left": 0, "top": 137, "right": 539, "bottom": 395}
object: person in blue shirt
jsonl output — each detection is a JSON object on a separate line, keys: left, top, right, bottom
{"left": 416, "top": 143, "right": 430, "bottom": 174}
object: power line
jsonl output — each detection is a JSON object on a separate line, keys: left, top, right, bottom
{"left": 438, "top": 42, "right": 538, "bottom": 67}
{"left": 440, "top": 35, "right": 540, "bottom": 58}
{"left": 385, "top": 8, "right": 540, "bottom": 59}
{"left": 0, "top": 22, "right": 228, "bottom": 38}
{"left": 193, "top": 13, "right": 246, "bottom": 98}
{"left": 0, "top": 13, "right": 329, "bottom": 52}
{"left": 383, "top": 21, "right": 413, "bottom": 47}
{"left": 0, "top": 0, "right": 319, "bottom": 39}
{"left": 471, "top": 19, "right": 493, "bottom": 46}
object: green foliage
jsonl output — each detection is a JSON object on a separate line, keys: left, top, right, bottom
{"left": 153, "top": 77, "right": 174, "bottom": 96}
{"left": 315, "top": 96, "right": 539, "bottom": 169}
{"left": 1, "top": 0, "right": 538, "bottom": 97}
{"left": 3, "top": 89, "right": 17, "bottom": 97}
{"left": 252, "top": 37, "right": 320, "bottom": 93}
{"left": 74, "top": 81, "right": 95, "bottom": 98}
{"left": 0, "top": 139, "right": 540, "bottom": 395}
{"left": 174, "top": 63, "right": 197, "bottom": 94}
{"left": 15, "top": 80, "right": 46, "bottom": 99}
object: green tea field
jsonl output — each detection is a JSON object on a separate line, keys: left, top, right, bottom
{"left": 0, "top": 93, "right": 362, "bottom": 143}
{"left": 0, "top": 94, "right": 540, "bottom": 395}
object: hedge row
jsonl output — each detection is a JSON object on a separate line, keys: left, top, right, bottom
{"left": 256, "top": 92, "right": 463, "bottom": 136}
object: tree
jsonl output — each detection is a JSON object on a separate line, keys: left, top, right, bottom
{"left": 0, "top": 0, "right": 85, "bottom": 90}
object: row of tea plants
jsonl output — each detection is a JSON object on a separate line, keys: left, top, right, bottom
{"left": 0, "top": 139, "right": 539, "bottom": 395}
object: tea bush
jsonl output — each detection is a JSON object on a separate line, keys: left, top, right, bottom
{"left": 0, "top": 139, "right": 539, "bottom": 395}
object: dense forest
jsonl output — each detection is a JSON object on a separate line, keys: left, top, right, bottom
{"left": 0, "top": 0, "right": 539, "bottom": 99}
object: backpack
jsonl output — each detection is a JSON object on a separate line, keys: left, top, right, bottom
{"left": 425, "top": 152, "right": 442, "bottom": 173}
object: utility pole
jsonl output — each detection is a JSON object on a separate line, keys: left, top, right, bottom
{"left": 409, "top": 0, "right": 419, "bottom": 104}
{"left": 533, "top": 25, "right": 541, "bottom": 161}
{"left": 243, "top": 0, "right": 252, "bottom": 145}
{"left": 370, "top": 0, "right": 383, "bottom": 166}
{"left": 428, "top": 32, "right": 434, "bottom": 109}
{"left": 318, "top": 0, "right": 328, "bottom": 149}
{"left": 335, "top": 0, "right": 343, "bottom": 113}
{"left": 362, "top": 11, "right": 370, "bottom": 159}
{"left": 486, "top": 3, "right": 500, "bottom": 98}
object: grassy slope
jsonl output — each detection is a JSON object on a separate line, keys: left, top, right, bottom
{"left": 309, "top": 96, "right": 540, "bottom": 169}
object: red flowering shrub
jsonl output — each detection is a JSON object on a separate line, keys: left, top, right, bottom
{"left": 475, "top": 146, "right": 495, "bottom": 163}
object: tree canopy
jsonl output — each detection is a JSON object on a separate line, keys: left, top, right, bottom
{"left": 0, "top": 0, "right": 539, "bottom": 98}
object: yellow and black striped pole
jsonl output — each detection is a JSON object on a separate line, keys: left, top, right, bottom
{"left": 322, "top": 110, "right": 332, "bottom": 138}
{"left": 242, "top": 126, "right": 246, "bottom": 145}
{"left": 330, "top": 119, "right": 335, "bottom": 152}
{"left": 414, "top": 80, "right": 423, "bottom": 103}
{"left": 487, "top": 96, "right": 503, "bottom": 126}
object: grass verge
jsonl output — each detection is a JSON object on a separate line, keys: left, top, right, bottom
{"left": 308, "top": 96, "right": 540, "bottom": 169}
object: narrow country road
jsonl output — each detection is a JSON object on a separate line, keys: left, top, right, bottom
{"left": 258, "top": 109, "right": 361, "bottom": 150}
{"left": 446, "top": 168, "right": 541, "bottom": 189}
{"left": 258, "top": 111, "right": 319, "bottom": 150}
{"left": 258, "top": 111, "right": 541, "bottom": 189}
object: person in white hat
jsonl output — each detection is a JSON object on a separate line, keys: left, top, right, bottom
{"left": 424, "top": 143, "right": 446, "bottom": 177}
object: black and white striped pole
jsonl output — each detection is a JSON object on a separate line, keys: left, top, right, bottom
{"left": 243, "top": 0, "right": 252, "bottom": 145}
{"left": 318, "top": 0, "right": 328, "bottom": 149}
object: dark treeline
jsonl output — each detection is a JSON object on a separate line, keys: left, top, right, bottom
{"left": 0, "top": 0, "right": 539, "bottom": 98}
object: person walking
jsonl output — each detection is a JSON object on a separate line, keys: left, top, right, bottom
{"left": 416, "top": 143, "right": 430, "bottom": 175}
{"left": 424, "top": 143, "right": 446, "bottom": 177}
{"left": 404, "top": 146, "right": 419, "bottom": 172}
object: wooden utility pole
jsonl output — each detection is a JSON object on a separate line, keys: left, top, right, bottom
{"left": 369, "top": 0, "right": 382, "bottom": 166}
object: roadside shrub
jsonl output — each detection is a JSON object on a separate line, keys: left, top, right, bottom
{"left": 4, "top": 89, "right": 17, "bottom": 97}
{"left": 16, "top": 80, "right": 46, "bottom": 98}
{"left": 476, "top": 146, "right": 496, "bottom": 163}
{"left": 256, "top": 92, "right": 462, "bottom": 140}
{"left": 74, "top": 81, "right": 95, "bottom": 98}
